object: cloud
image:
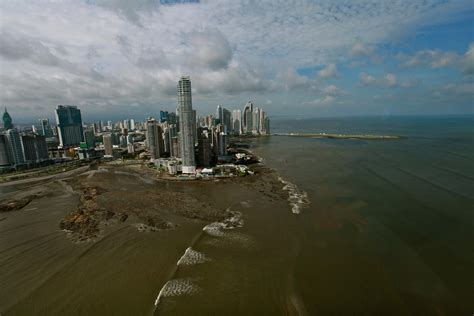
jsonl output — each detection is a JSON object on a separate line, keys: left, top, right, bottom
{"left": 350, "top": 41, "right": 375, "bottom": 57}
{"left": 359, "top": 72, "right": 376, "bottom": 86}
{"left": 0, "top": 0, "right": 472, "bottom": 119}
{"left": 276, "top": 68, "right": 312, "bottom": 91}
{"left": 461, "top": 42, "right": 474, "bottom": 75}
{"left": 385, "top": 73, "right": 398, "bottom": 88}
{"left": 304, "top": 95, "right": 335, "bottom": 106}
{"left": 359, "top": 72, "right": 419, "bottom": 89}
{"left": 398, "top": 49, "right": 459, "bottom": 69}
{"left": 187, "top": 29, "right": 233, "bottom": 70}
{"left": 318, "top": 63, "right": 338, "bottom": 79}
{"left": 322, "top": 85, "right": 346, "bottom": 96}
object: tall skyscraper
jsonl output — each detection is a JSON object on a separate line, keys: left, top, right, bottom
{"left": 103, "top": 134, "right": 113, "bottom": 156}
{"left": 177, "top": 76, "right": 196, "bottom": 174}
{"left": 251, "top": 107, "right": 259, "bottom": 134}
{"left": 242, "top": 101, "right": 253, "bottom": 134}
{"left": 3, "top": 108, "right": 13, "bottom": 130}
{"left": 55, "top": 105, "right": 84, "bottom": 147}
{"left": 232, "top": 109, "right": 242, "bottom": 135}
{"left": 20, "top": 134, "right": 48, "bottom": 163}
{"left": 38, "top": 119, "right": 53, "bottom": 137}
{"left": 146, "top": 118, "right": 164, "bottom": 160}
{"left": 216, "top": 105, "right": 223, "bottom": 124}
{"left": 83, "top": 129, "right": 95, "bottom": 149}
{"left": 4, "top": 129, "right": 25, "bottom": 166}
{"left": 0, "top": 135, "right": 11, "bottom": 166}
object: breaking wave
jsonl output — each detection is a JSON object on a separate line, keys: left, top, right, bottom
{"left": 154, "top": 278, "right": 200, "bottom": 306}
{"left": 203, "top": 211, "right": 244, "bottom": 237}
{"left": 278, "top": 177, "right": 310, "bottom": 214}
{"left": 177, "top": 247, "right": 210, "bottom": 266}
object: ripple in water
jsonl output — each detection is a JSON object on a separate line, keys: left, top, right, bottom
{"left": 278, "top": 177, "right": 310, "bottom": 214}
{"left": 177, "top": 247, "right": 210, "bottom": 266}
{"left": 155, "top": 278, "right": 200, "bottom": 306}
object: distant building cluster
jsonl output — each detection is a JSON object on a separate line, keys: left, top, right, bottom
{"left": 0, "top": 76, "right": 270, "bottom": 176}
{"left": 0, "top": 108, "right": 49, "bottom": 169}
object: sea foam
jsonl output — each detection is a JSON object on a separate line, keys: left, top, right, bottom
{"left": 177, "top": 247, "right": 210, "bottom": 266}
{"left": 203, "top": 211, "right": 244, "bottom": 237}
{"left": 154, "top": 278, "right": 200, "bottom": 306}
{"left": 278, "top": 177, "right": 310, "bottom": 214}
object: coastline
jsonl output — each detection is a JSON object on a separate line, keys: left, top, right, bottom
{"left": 274, "top": 132, "right": 403, "bottom": 140}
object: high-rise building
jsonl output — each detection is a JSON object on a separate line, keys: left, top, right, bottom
{"left": 197, "top": 127, "right": 211, "bottom": 167}
{"left": 146, "top": 118, "right": 164, "bottom": 160}
{"left": 159, "top": 111, "right": 169, "bottom": 123}
{"left": 223, "top": 108, "right": 232, "bottom": 133}
{"left": 258, "top": 109, "right": 267, "bottom": 134}
{"left": 252, "top": 107, "right": 260, "bottom": 135}
{"left": 130, "top": 119, "right": 135, "bottom": 131}
{"left": 177, "top": 76, "right": 196, "bottom": 174}
{"left": 0, "top": 135, "right": 11, "bottom": 166}
{"left": 264, "top": 116, "right": 270, "bottom": 135}
{"left": 171, "top": 136, "right": 180, "bottom": 158}
{"left": 55, "top": 105, "right": 84, "bottom": 147}
{"left": 218, "top": 132, "right": 228, "bottom": 156}
{"left": 216, "top": 105, "right": 223, "bottom": 124}
{"left": 4, "top": 129, "right": 25, "bottom": 166}
{"left": 20, "top": 134, "right": 48, "bottom": 163}
{"left": 84, "top": 129, "right": 95, "bottom": 149}
{"left": 38, "top": 119, "right": 53, "bottom": 137}
{"left": 232, "top": 109, "right": 242, "bottom": 135}
{"left": 3, "top": 108, "right": 13, "bottom": 130}
{"left": 103, "top": 134, "right": 113, "bottom": 156}
{"left": 242, "top": 101, "right": 253, "bottom": 134}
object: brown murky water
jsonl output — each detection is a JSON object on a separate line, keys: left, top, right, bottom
{"left": 1, "top": 117, "right": 473, "bottom": 315}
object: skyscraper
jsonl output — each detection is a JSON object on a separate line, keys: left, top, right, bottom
{"left": 4, "top": 129, "right": 25, "bottom": 166}
{"left": 252, "top": 107, "right": 260, "bottom": 135}
{"left": 3, "top": 108, "right": 13, "bottom": 130}
{"left": 38, "top": 119, "right": 53, "bottom": 137}
{"left": 83, "top": 129, "right": 95, "bottom": 149}
{"left": 242, "top": 101, "right": 253, "bottom": 134}
{"left": 20, "top": 134, "right": 48, "bottom": 163}
{"left": 55, "top": 105, "right": 84, "bottom": 147}
{"left": 177, "top": 76, "right": 196, "bottom": 174}
{"left": 197, "top": 127, "right": 211, "bottom": 167}
{"left": 146, "top": 118, "right": 164, "bottom": 160}
{"left": 103, "top": 134, "right": 113, "bottom": 156}
{"left": 232, "top": 109, "right": 242, "bottom": 135}
{"left": 0, "top": 135, "right": 11, "bottom": 166}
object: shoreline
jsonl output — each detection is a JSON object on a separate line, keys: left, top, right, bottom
{"left": 274, "top": 132, "right": 403, "bottom": 140}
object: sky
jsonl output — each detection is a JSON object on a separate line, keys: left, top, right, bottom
{"left": 0, "top": 0, "right": 473, "bottom": 123}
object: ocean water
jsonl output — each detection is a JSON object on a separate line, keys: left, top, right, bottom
{"left": 250, "top": 116, "right": 474, "bottom": 314}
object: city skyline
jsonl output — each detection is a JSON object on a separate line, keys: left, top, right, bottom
{"left": 0, "top": 0, "right": 473, "bottom": 123}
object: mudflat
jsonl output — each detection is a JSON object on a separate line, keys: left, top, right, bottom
{"left": 0, "top": 161, "right": 297, "bottom": 315}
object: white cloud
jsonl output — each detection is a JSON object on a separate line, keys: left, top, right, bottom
{"left": 304, "top": 95, "right": 335, "bottom": 106}
{"left": 398, "top": 49, "right": 459, "bottom": 69}
{"left": 350, "top": 42, "right": 375, "bottom": 57}
{"left": 385, "top": 73, "right": 398, "bottom": 88}
{"left": 318, "top": 63, "right": 338, "bottom": 79}
{"left": 359, "top": 72, "right": 419, "bottom": 89}
{"left": 461, "top": 42, "right": 474, "bottom": 75}
{"left": 359, "top": 72, "right": 376, "bottom": 86}
{"left": 0, "top": 0, "right": 471, "bottom": 119}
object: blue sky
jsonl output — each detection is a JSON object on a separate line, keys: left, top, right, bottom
{"left": 0, "top": 0, "right": 472, "bottom": 123}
